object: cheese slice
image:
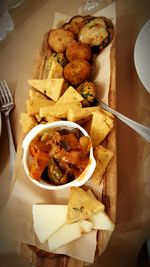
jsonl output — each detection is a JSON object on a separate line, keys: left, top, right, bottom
{"left": 79, "top": 219, "right": 93, "bottom": 233}
{"left": 32, "top": 204, "right": 68, "bottom": 243}
{"left": 88, "top": 211, "right": 115, "bottom": 231}
{"left": 48, "top": 222, "right": 82, "bottom": 251}
{"left": 48, "top": 219, "right": 93, "bottom": 251}
{"left": 67, "top": 187, "right": 104, "bottom": 223}
{"left": 28, "top": 78, "right": 64, "bottom": 101}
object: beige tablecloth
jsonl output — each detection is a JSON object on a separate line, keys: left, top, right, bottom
{"left": 0, "top": 0, "right": 150, "bottom": 266}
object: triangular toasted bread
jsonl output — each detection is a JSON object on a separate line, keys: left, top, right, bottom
{"left": 67, "top": 187, "right": 104, "bottom": 223}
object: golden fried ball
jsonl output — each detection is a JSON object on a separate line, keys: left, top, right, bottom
{"left": 66, "top": 41, "right": 92, "bottom": 62}
{"left": 48, "top": 28, "right": 75, "bottom": 53}
{"left": 64, "top": 59, "right": 91, "bottom": 86}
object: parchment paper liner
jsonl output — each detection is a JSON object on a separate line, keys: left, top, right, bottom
{"left": 0, "top": 3, "right": 116, "bottom": 263}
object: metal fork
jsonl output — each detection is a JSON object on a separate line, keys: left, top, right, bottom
{"left": 96, "top": 99, "right": 150, "bottom": 143}
{"left": 0, "top": 80, "right": 16, "bottom": 178}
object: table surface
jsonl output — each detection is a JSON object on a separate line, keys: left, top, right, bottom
{"left": 0, "top": 0, "right": 150, "bottom": 266}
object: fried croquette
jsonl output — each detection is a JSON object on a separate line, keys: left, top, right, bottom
{"left": 66, "top": 41, "right": 92, "bottom": 62}
{"left": 48, "top": 28, "right": 75, "bottom": 53}
{"left": 64, "top": 59, "right": 91, "bottom": 86}
{"left": 76, "top": 81, "right": 96, "bottom": 107}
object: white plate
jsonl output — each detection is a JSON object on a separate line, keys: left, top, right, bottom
{"left": 134, "top": 19, "right": 150, "bottom": 93}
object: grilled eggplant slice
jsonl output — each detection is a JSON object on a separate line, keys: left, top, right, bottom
{"left": 78, "top": 16, "right": 114, "bottom": 53}
{"left": 62, "top": 15, "right": 91, "bottom": 36}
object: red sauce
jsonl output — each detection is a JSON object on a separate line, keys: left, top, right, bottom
{"left": 29, "top": 127, "right": 91, "bottom": 185}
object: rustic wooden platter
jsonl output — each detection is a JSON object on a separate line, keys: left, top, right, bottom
{"left": 16, "top": 24, "right": 117, "bottom": 266}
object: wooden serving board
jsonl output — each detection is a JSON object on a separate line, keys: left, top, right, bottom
{"left": 16, "top": 30, "right": 117, "bottom": 266}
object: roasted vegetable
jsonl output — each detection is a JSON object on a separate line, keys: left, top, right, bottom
{"left": 30, "top": 158, "right": 47, "bottom": 181}
{"left": 79, "top": 136, "right": 91, "bottom": 154}
{"left": 59, "top": 133, "right": 81, "bottom": 151}
{"left": 47, "top": 158, "right": 67, "bottom": 185}
{"left": 78, "top": 16, "right": 114, "bottom": 53}
{"left": 76, "top": 81, "right": 96, "bottom": 107}
{"left": 62, "top": 15, "right": 89, "bottom": 36}
{"left": 29, "top": 127, "right": 91, "bottom": 184}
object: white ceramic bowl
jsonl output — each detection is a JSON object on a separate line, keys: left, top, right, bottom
{"left": 22, "top": 121, "right": 96, "bottom": 190}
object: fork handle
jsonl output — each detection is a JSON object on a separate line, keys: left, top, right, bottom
{"left": 5, "top": 113, "right": 16, "bottom": 178}
{"left": 98, "top": 100, "right": 150, "bottom": 143}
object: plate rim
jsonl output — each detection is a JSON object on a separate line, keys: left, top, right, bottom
{"left": 134, "top": 19, "right": 150, "bottom": 93}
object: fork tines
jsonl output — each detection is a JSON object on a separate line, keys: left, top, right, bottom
{"left": 0, "top": 80, "right": 14, "bottom": 106}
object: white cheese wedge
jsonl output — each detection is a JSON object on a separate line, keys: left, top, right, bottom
{"left": 32, "top": 204, "right": 68, "bottom": 243}
{"left": 79, "top": 219, "right": 93, "bottom": 233}
{"left": 48, "top": 222, "right": 82, "bottom": 251}
{"left": 88, "top": 211, "right": 115, "bottom": 231}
